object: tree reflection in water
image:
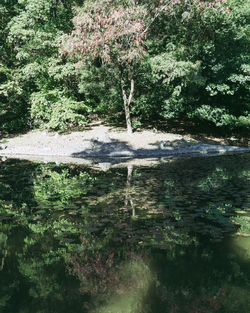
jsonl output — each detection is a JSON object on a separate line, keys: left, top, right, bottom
{"left": 0, "top": 154, "right": 249, "bottom": 313}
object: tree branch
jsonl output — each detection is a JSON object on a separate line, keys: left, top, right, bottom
{"left": 127, "top": 68, "right": 134, "bottom": 106}
{"left": 143, "top": 0, "right": 171, "bottom": 35}
{"left": 119, "top": 65, "right": 128, "bottom": 104}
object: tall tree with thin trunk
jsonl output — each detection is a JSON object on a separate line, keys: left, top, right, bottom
{"left": 60, "top": 0, "right": 148, "bottom": 133}
{"left": 61, "top": 0, "right": 230, "bottom": 133}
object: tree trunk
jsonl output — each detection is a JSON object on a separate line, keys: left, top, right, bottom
{"left": 119, "top": 66, "right": 134, "bottom": 134}
{"left": 125, "top": 164, "right": 135, "bottom": 217}
{"left": 124, "top": 96, "right": 133, "bottom": 134}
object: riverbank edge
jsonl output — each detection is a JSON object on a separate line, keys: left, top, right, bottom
{"left": 1, "top": 144, "right": 249, "bottom": 168}
{"left": 0, "top": 127, "right": 249, "bottom": 167}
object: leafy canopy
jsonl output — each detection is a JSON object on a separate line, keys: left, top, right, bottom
{"left": 61, "top": 0, "right": 148, "bottom": 66}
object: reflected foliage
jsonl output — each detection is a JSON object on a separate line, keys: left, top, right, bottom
{"left": 0, "top": 154, "right": 250, "bottom": 312}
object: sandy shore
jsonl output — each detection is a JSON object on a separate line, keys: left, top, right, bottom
{"left": 0, "top": 125, "right": 249, "bottom": 166}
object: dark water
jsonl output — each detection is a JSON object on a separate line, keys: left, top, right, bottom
{"left": 0, "top": 154, "right": 250, "bottom": 313}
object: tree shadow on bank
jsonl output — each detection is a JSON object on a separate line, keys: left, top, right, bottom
{"left": 72, "top": 137, "right": 179, "bottom": 161}
{"left": 71, "top": 137, "right": 249, "bottom": 168}
{"left": 144, "top": 118, "right": 250, "bottom": 147}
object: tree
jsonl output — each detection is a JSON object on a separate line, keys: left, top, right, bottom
{"left": 1, "top": 0, "right": 248, "bottom": 134}
{"left": 0, "top": 0, "right": 88, "bottom": 132}
{"left": 61, "top": 0, "right": 148, "bottom": 133}
{"left": 143, "top": 0, "right": 249, "bottom": 130}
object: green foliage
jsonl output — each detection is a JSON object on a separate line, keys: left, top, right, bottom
{"left": 33, "top": 166, "right": 93, "bottom": 206}
{"left": 30, "top": 89, "right": 88, "bottom": 130}
{"left": 0, "top": 0, "right": 249, "bottom": 133}
{"left": 138, "top": 0, "right": 250, "bottom": 128}
{"left": 0, "top": 155, "right": 250, "bottom": 312}
{"left": 0, "top": 0, "right": 88, "bottom": 133}
{"left": 77, "top": 64, "right": 123, "bottom": 119}
{"left": 149, "top": 47, "right": 205, "bottom": 119}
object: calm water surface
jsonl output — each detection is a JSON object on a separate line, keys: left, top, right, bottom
{"left": 0, "top": 154, "right": 250, "bottom": 313}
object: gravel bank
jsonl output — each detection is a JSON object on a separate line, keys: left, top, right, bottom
{"left": 0, "top": 125, "right": 249, "bottom": 166}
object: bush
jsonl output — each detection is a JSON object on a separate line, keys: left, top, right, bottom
{"left": 30, "top": 89, "right": 89, "bottom": 131}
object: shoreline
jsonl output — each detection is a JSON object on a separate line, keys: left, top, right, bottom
{"left": 0, "top": 126, "right": 249, "bottom": 167}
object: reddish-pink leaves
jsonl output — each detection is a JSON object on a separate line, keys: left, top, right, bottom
{"left": 60, "top": 0, "right": 148, "bottom": 65}
{"left": 60, "top": 0, "right": 229, "bottom": 65}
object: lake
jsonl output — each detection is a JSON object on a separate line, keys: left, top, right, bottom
{"left": 0, "top": 153, "right": 250, "bottom": 313}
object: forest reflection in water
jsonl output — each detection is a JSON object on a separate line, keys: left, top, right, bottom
{"left": 0, "top": 154, "right": 250, "bottom": 313}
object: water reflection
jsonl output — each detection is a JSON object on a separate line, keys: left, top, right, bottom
{"left": 0, "top": 154, "right": 249, "bottom": 312}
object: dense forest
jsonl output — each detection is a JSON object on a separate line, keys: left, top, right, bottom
{"left": 0, "top": 0, "right": 249, "bottom": 134}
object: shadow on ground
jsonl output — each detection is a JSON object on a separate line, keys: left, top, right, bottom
{"left": 146, "top": 119, "right": 250, "bottom": 147}
{"left": 71, "top": 138, "right": 249, "bottom": 169}
{"left": 72, "top": 138, "right": 193, "bottom": 158}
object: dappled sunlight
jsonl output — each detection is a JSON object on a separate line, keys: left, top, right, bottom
{"left": 68, "top": 252, "right": 155, "bottom": 313}
{"left": 231, "top": 236, "right": 250, "bottom": 261}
